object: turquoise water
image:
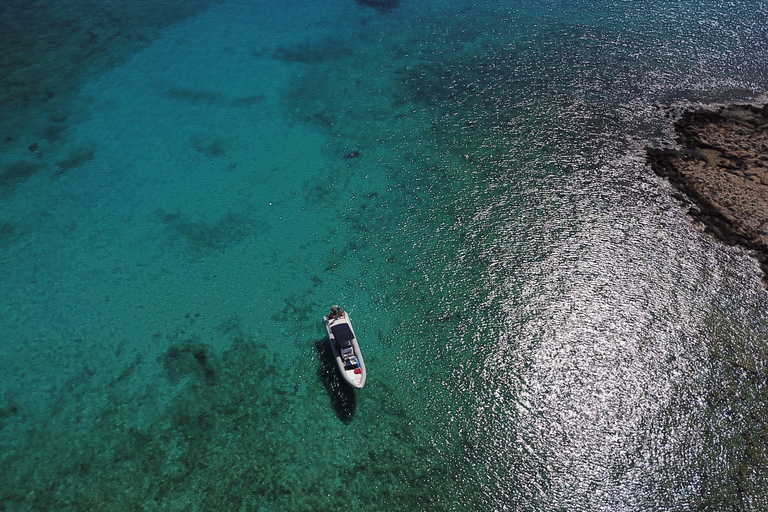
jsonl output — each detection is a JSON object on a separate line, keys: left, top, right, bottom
{"left": 2, "top": 0, "right": 768, "bottom": 510}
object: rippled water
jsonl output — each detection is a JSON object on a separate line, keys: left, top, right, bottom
{"left": 1, "top": 0, "right": 767, "bottom": 510}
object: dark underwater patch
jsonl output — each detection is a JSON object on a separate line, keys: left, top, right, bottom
{"left": 160, "top": 336, "right": 217, "bottom": 386}
{"left": 57, "top": 145, "right": 95, "bottom": 173}
{"left": 156, "top": 209, "right": 252, "bottom": 253}
{"left": 0, "top": 160, "right": 44, "bottom": 191}
{"left": 0, "top": 392, "right": 20, "bottom": 430}
{"left": 272, "top": 39, "right": 353, "bottom": 64}
{"left": 166, "top": 87, "right": 221, "bottom": 104}
{"left": 0, "top": 0, "right": 222, "bottom": 138}
{"left": 356, "top": 0, "right": 400, "bottom": 12}
{"left": 189, "top": 134, "right": 229, "bottom": 158}
{"left": 271, "top": 291, "right": 319, "bottom": 323}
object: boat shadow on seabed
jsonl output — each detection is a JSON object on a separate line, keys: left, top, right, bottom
{"left": 314, "top": 339, "right": 357, "bottom": 424}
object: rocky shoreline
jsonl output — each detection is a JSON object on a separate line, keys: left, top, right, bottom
{"left": 647, "top": 103, "right": 768, "bottom": 286}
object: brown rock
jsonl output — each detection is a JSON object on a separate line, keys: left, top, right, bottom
{"left": 647, "top": 103, "right": 768, "bottom": 287}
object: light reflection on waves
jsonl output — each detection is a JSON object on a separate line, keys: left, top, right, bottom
{"left": 475, "top": 184, "right": 720, "bottom": 510}
{"left": 383, "top": 1, "right": 768, "bottom": 508}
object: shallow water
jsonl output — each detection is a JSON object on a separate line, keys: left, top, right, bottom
{"left": 1, "top": 0, "right": 768, "bottom": 510}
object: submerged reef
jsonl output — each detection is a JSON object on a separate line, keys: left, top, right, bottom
{"left": 0, "top": 0, "right": 220, "bottom": 137}
{"left": 647, "top": 103, "right": 768, "bottom": 286}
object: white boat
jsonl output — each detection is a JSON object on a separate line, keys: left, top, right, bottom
{"left": 323, "top": 306, "right": 367, "bottom": 389}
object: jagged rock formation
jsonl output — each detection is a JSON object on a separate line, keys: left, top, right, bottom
{"left": 647, "top": 103, "right": 768, "bottom": 286}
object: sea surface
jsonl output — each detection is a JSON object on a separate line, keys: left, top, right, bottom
{"left": 1, "top": 0, "right": 768, "bottom": 510}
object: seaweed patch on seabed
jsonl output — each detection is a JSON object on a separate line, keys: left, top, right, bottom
{"left": 155, "top": 209, "right": 255, "bottom": 253}
{"left": 0, "top": 160, "right": 45, "bottom": 192}
{"left": 0, "top": 392, "right": 20, "bottom": 431}
{"left": 355, "top": 0, "right": 400, "bottom": 12}
{"left": 189, "top": 134, "right": 230, "bottom": 158}
{"left": 272, "top": 39, "right": 354, "bottom": 64}
{"left": 161, "top": 335, "right": 218, "bottom": 386}
{"left": 0, "top": 0, "right": 222, "bottom": 138}
{"left": 166, "top": 87, "right": 222, "bottom": 105}
{"left": 57, "top": 144, "right": 95, "bottom": 174}
{"left": 0, "top": 219, "right": 18, "bottom": 245}
{"left": 0, "top": 319, "right": 292, "bottom": 510}
{"left": 272, "top": 289, "right": 321, "bottom": 323}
